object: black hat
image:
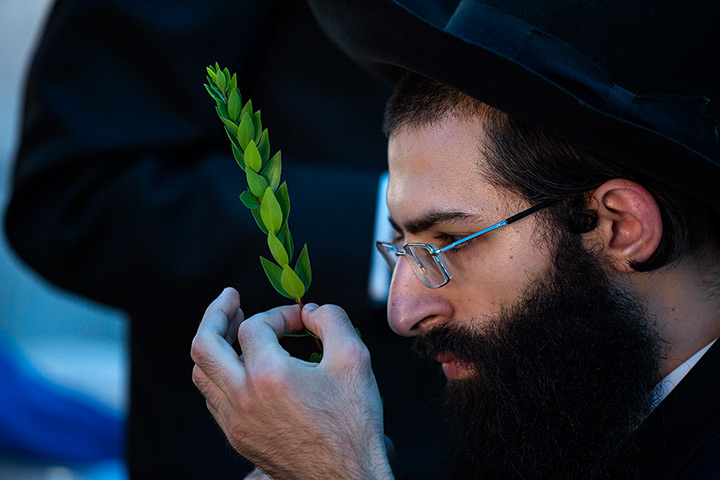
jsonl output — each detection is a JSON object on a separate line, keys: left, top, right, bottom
{"left": 309, "top": 0, "right": 720, "bottom": 210}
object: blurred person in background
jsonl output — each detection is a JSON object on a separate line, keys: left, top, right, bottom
{"left": 0, "top": 336, "right": 123, "bottom": 463}
{"left": 4, "top": 0, "right": 457, "bottom": 478}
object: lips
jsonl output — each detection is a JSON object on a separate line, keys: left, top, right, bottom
{"left": 437, "top": 354, "right": 472, "bottom": 380}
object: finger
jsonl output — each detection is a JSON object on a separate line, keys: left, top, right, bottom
{"left": 301, "top": 304, "right": 369, "bottom": 369}
{"left": 236, "top": 304, "right": 303, "bottom": 363}
{"left": 191, "top": 288, "right": 246, "bottom": 390}
{"left": 193, "top": 364, "right": 248, "bottom": 450}
{"left": 198, "top": 287, "right": 241, "bottom": 338}
{"left": 192, "top": 363, "right": 231, "bottom": 417}
{"left": 226, "top": 305, "right": 245, "bottom": 345}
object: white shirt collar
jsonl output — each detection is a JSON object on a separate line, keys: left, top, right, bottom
{"left": 654, "top": 337, "right": 718, "bottom": 406}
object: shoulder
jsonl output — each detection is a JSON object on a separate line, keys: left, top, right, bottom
{"left": 677, "top": 430, "right": 720, "bottom": 480}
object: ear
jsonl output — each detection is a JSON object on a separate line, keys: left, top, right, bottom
{"left": 587, "top": 179, "right": 663, "bottom": 272}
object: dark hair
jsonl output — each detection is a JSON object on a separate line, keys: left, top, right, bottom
{"left": 384, "top": 72, "right": 720, "bottom": 271}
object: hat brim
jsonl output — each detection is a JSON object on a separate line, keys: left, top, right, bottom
{"left": 310, "top": 0, "right": 720, "bottom": 210}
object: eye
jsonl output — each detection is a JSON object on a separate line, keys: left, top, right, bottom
{"left": 435, "top": 232, "right": 475, "bottom": 252}
{"left": 435, "top": 232, "right": 465, "bottom": 248}
{"left": 390, "top": 231, "right": 404, "bottom": 248}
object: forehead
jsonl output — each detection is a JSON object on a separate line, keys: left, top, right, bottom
{"left": 387, "top": 116, "right": 503, "bottom": 221}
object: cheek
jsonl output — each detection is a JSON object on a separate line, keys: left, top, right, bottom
{"left": 450, "top": 242, "right": 549, "bottom": 313}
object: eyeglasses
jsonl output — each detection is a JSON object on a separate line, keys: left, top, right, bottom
{"left": 376, "top": 200, "right": 555, "bottom": 288}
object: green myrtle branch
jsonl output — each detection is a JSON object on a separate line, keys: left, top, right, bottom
{"left": 204, "top": 64, "right": 321, "bottom": 357}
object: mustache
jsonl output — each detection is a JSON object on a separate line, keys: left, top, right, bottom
{"left": 413, "top": 322, "right": 489, "bottom": 365}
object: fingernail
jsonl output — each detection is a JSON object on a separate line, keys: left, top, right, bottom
{"left": 304, "top": 303, "right": 319, "bottom": 311}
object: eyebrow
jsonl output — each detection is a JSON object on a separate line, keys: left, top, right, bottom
{"left": 389, "top": 210, "right": 478, "bottom": 235}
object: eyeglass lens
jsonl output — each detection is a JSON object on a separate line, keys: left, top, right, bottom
{"left": 405, "top": 245, "right": 447, "bottom": 287}
{"left": 377, "top": 243, "right": 449, "bottom": 287}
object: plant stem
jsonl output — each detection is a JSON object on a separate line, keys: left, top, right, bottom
{"left": 297, "top": 298, "right": 323, "bottom": 354}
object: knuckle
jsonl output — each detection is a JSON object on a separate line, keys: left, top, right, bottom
{"left": 247, "top": 362, "right": 287, "bottom": 395}
{"left": 317, "top": 303, "right": 347, "bottom": 319}
{"left": 190, "top": 335, "right": 207, "bottom": 364}
{"left": 191, "top": 364, "right": 207, "bottom": 390}
{"left": 314, "top": 304, "right": 350, "bottom": 332}
{"left": 337, "top": 339, "right": 371, "bottom": 369}
{"left": 236, "top": 317, "right": 258, "bottom": 343}
{"left": 191, "top": 365, "right": 201, "bottom": 384}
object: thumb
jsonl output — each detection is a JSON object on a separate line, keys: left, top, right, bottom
{"left": 301, "top": 303, "right": 368, "bottom": 369}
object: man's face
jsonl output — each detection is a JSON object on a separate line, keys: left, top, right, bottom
{"left": 386, "top": 116, "right": 553, "bottom": 378}
{"left": 385, "top": 115, "right": 663, "bottom": 478}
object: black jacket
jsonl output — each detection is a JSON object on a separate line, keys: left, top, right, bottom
{"left": 637, "top": 341, "right": 720, "bottom": 479}
{"left": 5, "top": 1, "right": 449, "bottom": 478}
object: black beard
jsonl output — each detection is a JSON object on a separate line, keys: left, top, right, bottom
{"left": 413, "top": 234, "right": 666, "bottom": 479}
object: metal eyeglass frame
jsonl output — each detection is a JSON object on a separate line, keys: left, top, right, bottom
{"left": 376, "top": 200, "right": 556, "bottom": 288}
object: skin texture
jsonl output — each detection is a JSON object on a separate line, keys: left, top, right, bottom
{"left": 191, "top": 115, "right": 720, "bottom": 477}
{"left": 191, "top": 290, "right": 393, "bottom": 480}
{"left": 386, "top": 117, "right": 554, "bottom": 344}
{"left": 587, "top": 180, "right": 720, "bottom": 376}
{"left": 387, "top": 116, "right": 720, "bottom": 379}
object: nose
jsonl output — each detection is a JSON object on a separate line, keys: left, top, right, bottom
{"left": 387, "top": 255, "right": 452, "bottom": 336}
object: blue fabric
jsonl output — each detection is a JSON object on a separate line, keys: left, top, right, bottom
{"left": 0, "top": 340, "right": 124, "bottom": 462}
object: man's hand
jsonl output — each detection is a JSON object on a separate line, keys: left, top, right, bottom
{"left": 191, "top": 288, "right": 394, "bottom": 480}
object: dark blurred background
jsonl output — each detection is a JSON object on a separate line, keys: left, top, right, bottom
{"left": 1, "top": 1, "right": 457, "bottom": 479}
{"left": 0, "top": 1, "right": 127, "bottom": 478}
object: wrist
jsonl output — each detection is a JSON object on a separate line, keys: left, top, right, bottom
{"left": 365, "top": 462, "right": 394, "bottom": 480}
{"left": 360, "top": 433, "right": 394, "bottom": 480}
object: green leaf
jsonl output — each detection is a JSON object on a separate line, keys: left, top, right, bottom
{"left": 237, "top": 113, "right": 254, "bottom": 150}
{"left": 228, "top": 89, "right": 242, "bottom": 122}
{"left": 277, "top": 222, "right": 294, "bottom": 260}
{"left": 267, "top": 231, "right": 289, "bottom": 266}
{"left": 224, "top": 125, "right": 240, "bottom": 150}
{"left": 239, "top": 190, "right": 260, "bottom": 209}
{"left": 215, "top": 102, "right": 229, "bottom": 122}
{"left": 244, "top": 140, "right": 262, "bottom": 173}
{"left": 231, "top": 142, "right": 245, "bottom": 170}
{"left": 260, "top": 256, "right": 293, "bottom": 299}
{"left": 251, "top": 207, "right": 268, "bottom": 234}
{"left": 261, "top": 150, "right": 281, "bottom": 192}
{"left": 257, "top": 129, "right": 270, "bottom": 164}
{"left": 252, "top": 111, "right": 262, "bottom": 142}
{"left": 260, "top": 187, "right": 283, "bottom": 235}
{"left": 204, "top": 83, "right": 222, "bottom": 103}
{"left": 246, "top": 166, "right": 269, "bottom": 197}
{"left": 240, "top": 99, "right": 253, "bottom": 120}
{"left": 220, "top": 117, "right": 238, "bottom": 134}
{"left": 215, "top": 102, "right": 229, "bottom": 120}
{"left": 308, "top": 352, "right": 323, "bottom": 363}
{"left": 276, "top": 182, "right": 290, "bottom": 228}
{"left": 205, "top": 65, "right": 315, "bottom": 306}
{"left": 294, "top": 244, "right": 312, "bottom": 291}
{"left": 281, "top": 265, "right": 305, "bottom": 300}
{"left": 354, "top": 327, "right": 362, "bottom": 339}
{"left": 216, "top": 70, "right": 227, "bottom": 93}
{"left": 211, "top": 83, "right": 226, "bottom": 102}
